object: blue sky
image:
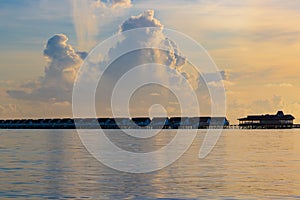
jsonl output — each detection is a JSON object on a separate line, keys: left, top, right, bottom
{"left": 0, "top": 1, "right": 74, "bottom": 50}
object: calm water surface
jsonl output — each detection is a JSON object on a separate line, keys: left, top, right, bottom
{"left": 0, "top": 129, "right": 299, "bottom": 199}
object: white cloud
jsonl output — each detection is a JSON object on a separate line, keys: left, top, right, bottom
{"left": 7, "top": 34, "right": 86, "bottom": 102}
{"left": 114, "top": 10, "right": 186, "bottom": 69}
{"left": 119, "top": 10, "right": 162, "bottom": 32}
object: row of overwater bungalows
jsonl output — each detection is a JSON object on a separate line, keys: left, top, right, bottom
{"left": 0, "top": 117, "right": 229, "bottom": 129}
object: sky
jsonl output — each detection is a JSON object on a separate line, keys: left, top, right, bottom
{"left": 0, "top": 0, "right": 300, "bottom": 123}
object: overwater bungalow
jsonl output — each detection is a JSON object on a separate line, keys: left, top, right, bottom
{"left": 169, "top": 117, "right": 192, "bottom": 129}
{"left": 131, "top": 117, "right": 151, "bottom": 128}
{"left": 151, "top": 117, "right": 171, "bottom": 129}
{"left": 188, "top": 117, "right": 229, "bottom": 129}
{"left": 97, "top": 118, "right": 109, "bottom": 129}
{"left": 59, "top": 118, "right": 75, "bottom": 129}
{"left": 114, "top": 118, "right": 133, "bottom": 129}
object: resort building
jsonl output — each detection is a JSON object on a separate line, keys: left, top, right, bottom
{"left": 238, "top": 111, "right": 295, "bottom": 129}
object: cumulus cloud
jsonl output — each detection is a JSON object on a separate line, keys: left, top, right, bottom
{"left": 119, "top": 10, "right": 162, "bottom": 32}
{"left": 43, "top": 34, "right": 82, "bottom": 82}
{"left": 99, "top": 10, "right": 188, "bottom": 81}
{"left": 7, "top": 34, "right": 85, "bottom": 102}
{"left": 80, "top": 10, "right": 220, "bottom": 116}
{"left": 116, "top": 10, "right": 186, "bottom": 70}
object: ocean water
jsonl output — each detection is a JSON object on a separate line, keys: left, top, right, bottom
{"left": 0, "top": 129, "right": 299, "bottom": 199}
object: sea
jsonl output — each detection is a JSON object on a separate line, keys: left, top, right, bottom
{"left": 0, "top": 129, "right": 299, "bottom": 199}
